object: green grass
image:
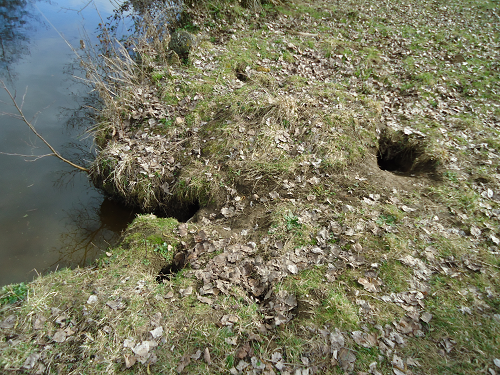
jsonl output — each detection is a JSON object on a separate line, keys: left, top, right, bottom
{"left": 0, "top": 282, "right": 29, "bottom": 305}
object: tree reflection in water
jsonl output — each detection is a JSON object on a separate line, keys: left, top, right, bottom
{"left": 50, "top": 196, "right": 139, "bottom": 270}
{"left": 0, "top": 0, "right": 47, "bottom": 82}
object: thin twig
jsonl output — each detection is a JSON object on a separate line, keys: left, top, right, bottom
{"left": 0, "top": 151, "right": 55, "bottom": 162}
{"left": 1, "top": 80, "right": 89, "bottom": 172}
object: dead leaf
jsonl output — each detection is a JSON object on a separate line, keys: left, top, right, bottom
{"left": 251, "top": 356, "right": 266, "bottom": 370}
{"left": 106, "top": 300, "right": 125, "bottom": 310}
{"left": 256, "top": 66, "right": 270, "bottom": 72}
{"left": 420, "top": 312, "right": 433, "bottom": 323}
{"left": 401, "top": 205, "right": 416, "bottom": 212}
{"left": 236, "top": 342, "right": 252, "bottom": 359}
{"left": 150, "top": 326, "right": 163, "bottom": 339}
{"left": 52, "top": 329, "right": 67, "bottom": 343}
{"left": 133, "top": 341, "right": 151, "bottom": 358}
{"left": 221, "top": 206, "right": 235, "bottom": 218}
{"left": 204, "top": 348, "right": 212, "bottom": 365}
{"left": 191, "top": 350, "right": 202, "bottom": 360}
{"left": 196, "top": 294, "right": 213, "bottom": 305}
{"left": 237, "top": 360, "right": 249, "bottom": 371}
{"left": 441, "top": 337, "right": 456, "bottom": 353}
{"left": 123, "top": 339, "right": 135, "bottom": 348}
{"left": 338, "top": 348, "right": 356, "bottom": 371}
{"left": 407, "top": 357, "right": 421, "bottom": 367}
{"left": 124, "top": 354, "right": 137, "bottom": 368}
{"left": 179, "top": 287, "right": 193, "bottom": 297}
{"left": 330, "top": 330, "right": 345, "bottom": 350}
{"left": 358, "top": 277, "right": 382, "bottom": 292}
{"left": 33, "top": 316, "right": 46, "bottom": 330}
{"left": 369, "top": 362, "right": 383, "bottom": 375}
{"left": 392, "top": 354, "right": 406, "bottom": 375}
{"left": 470, "top": 225, "right": 481, "bottom": 237}
{"left": 0, "top": 315, "right": 17, "bottom": 329}
{"left": 351, "top": 331, "right": 377, "bottom": 348}
{"left": 55, "top": 314, "right": 69, "bottom": 325}
{"left": 274, "top": 312, "right": 288, "bottom": 326}
{"left": 87, "top": 295, "right": 98, "bottom": 304}
{"left": 176, "top": 354, "right": 191, "bottom": 373}
{"left": 178, "top": 224, "right": 188, "bottom": 237}
{"left": 269, "top": 191, "right": 280, "bottom": 200}
{"left": 23, "top": 353, "right": 40, "bottom": 369}
{"left": 221, "top": 314, "right": 239, "bottom": 326}
{"left": 287, "top": 263, "right": 298, "bottom": 274}
{"left": 248, "top": 333, "right": 262, "bottom": 342}
{"left": 271, "top": 352, "right": 282, "bottom": 363}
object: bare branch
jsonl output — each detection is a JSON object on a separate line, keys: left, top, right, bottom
{"left": 0, "top": 79, "right": 89, "bottom": 172}
{"left": 0, "top": 151, "right": 55, "bottom": 162}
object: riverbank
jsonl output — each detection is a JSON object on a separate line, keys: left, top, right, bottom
{"left": 1, "top": 0, "right": 500, "bottom": 373}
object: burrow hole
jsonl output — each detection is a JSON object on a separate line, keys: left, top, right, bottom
{"left": 155, "top": 199, "right": 200, "bottom": 223}
{"left": 377, "top": 130, "right": 436, "bottom": 175}
{"left": 235, "top": 64, "right": 249, "bottom": 82}
{"left": 154, "top": 199, "right": 200, "bottom": 283}
{"left": 156, "top": 252, "right": 186, "bottom": 283}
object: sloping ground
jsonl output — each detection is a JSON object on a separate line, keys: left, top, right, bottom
{"left": 1, "top": 0, "right": 500, "bottom": 373}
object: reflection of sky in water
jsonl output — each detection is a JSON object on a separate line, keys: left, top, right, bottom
{"left": 0, "top": 0, "right": 138, "bottom": 286}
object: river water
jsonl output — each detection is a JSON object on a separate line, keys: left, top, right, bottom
{"left": 0, "top": 0, "right": 138, "bottom": 286}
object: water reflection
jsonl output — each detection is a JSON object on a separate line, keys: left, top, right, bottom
{"left": 50, "top": 197, "right": 138, "bottom": 269}
{"left": 0, "top": 0, "right": 141, "bottom": 286}
{"left": 0, "top": 0, "right": 47, "bottom": 83}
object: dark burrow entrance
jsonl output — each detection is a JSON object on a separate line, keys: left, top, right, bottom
{"left": 155, "top": 199, "right": 200, "bottom": 223}
{"left": 377, "top": 129, "right": 437, "bottom": 175}
{"left": 154, "top": 199, "right": 200, "bottom": 283}
{"left": 235, "top": 63, "right": 249, "bottom": 82}
{"left": 156, "top": 251, "right": 187, "bottom": 283}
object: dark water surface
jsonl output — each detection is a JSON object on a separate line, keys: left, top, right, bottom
{"left": 0, "top": 0, "right": 137, "bottom": 286}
